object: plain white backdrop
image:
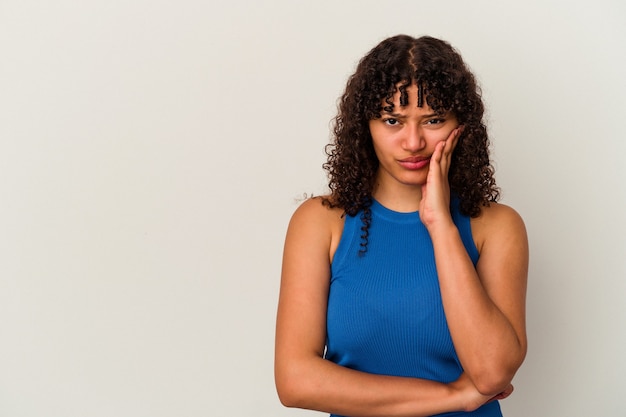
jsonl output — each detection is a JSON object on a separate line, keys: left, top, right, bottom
{"left": 1, "top": 1, "right": 625, "bottom": 416}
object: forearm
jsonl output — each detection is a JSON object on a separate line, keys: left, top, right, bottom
{"left": 276, "top": 355, "right": 474, "bottom": 417}
{"left": 429, "top": 223, "right": 525, "bottom": 393}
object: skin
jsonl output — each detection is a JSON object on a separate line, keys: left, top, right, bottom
{"left": 275, "top": 84, "right": 527, "bottom": 416}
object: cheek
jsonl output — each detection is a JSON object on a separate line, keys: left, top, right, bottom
{"left": 370, "top": 132, "right": 396, "bottom": 156}
{"left": 425, "top": 129, "right": 453, "bottom": 145}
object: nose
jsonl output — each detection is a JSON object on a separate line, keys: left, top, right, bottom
{"left": 402, "top": 123, "right": 425, "bottom": 152}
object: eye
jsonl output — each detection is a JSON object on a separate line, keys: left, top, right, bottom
{"left": 383, "top": 118, "right": 399, "bottom": 126}
{"left": 425, "top": 118, "right": 445, "bottom": 125}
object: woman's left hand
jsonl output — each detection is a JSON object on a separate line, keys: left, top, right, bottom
{"left": 419, "top": 125, "right": 463, "bottom": 230}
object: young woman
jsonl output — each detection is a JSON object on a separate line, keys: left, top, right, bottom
{"left": 275, "top": 34, "right": 528, "bottom": 417}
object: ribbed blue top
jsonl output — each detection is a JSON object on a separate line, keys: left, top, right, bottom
{"left": 325, "top": 199, "right": 501, "bottom": 417}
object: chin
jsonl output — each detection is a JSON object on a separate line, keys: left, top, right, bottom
{"left": 399, "top": 174, "right": 427, "bottom": 186}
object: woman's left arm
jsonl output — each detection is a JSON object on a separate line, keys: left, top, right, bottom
{"left": 429, "top": 203, "right": 528, "bottom": 397}
{"left": 420, "top": 135, "right": 528, "bottom": 398}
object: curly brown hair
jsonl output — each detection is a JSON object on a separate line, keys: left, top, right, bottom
{"left": 322, "top": 35, "right": 500, "bottom": 253}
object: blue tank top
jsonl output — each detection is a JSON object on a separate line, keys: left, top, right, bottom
{"left": 325, "top": 199, "right": 502, "bottom": 417}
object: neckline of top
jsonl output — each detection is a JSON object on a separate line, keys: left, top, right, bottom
{"left": 370, "top": 199, "right": 421, "bottom": 223}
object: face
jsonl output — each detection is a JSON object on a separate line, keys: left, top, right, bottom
{"left": 368, "top": 84, "right": 458, "bottom": 193}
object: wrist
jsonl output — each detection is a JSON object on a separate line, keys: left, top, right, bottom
{"left": 424, "top": 217, "right": 457, "bottom": 238}
{"left": 448, "top": 376, "right": 486, "bottom": 413}
{"left": 445, "top": 380, "right": 468, "bottom": 412}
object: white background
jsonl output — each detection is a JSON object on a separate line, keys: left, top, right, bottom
{"left": 1, "top": 1, "right": 625, "bottom": 416}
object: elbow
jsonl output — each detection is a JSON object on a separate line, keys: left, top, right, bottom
{"left": 275, "top": 368, "right": 311, "bottom": 409}
{"left": 472, "top": 360, "right": 524, "bottom": 396}
{"left": 473, "top": 347, "right": 527, "bottom": 396}
{"left": 473, "top": 372, "right": 514, "bottom": 396}
{"left": 275, "top": 380, "right": 300, "bottom": 408}
{"left": 275, "top": 352, "right": 328, "bottom": 409}
{"left": 276, "top": 380, "right": 316, "bottom": 410}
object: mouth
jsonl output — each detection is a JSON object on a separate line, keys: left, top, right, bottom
{"left": 398, "top": 156, "right": 430, "bottom": 170}
{"left": 399, "top": 156, "right": 429, "bottom": 163}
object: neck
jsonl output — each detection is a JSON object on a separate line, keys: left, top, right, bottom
{"left": 372, "top": 182, "right": 422, "bottom": 213}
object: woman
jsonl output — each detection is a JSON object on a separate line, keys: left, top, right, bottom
{"left": 275, "top": 34, "right": 528, "bottom": 417}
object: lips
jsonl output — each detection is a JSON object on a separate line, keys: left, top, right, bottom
{"left": 398, "top": 156, "right": 430, "bottom": 170}
{"left": 399, "top": 156, "right": 429, "bottom": 163}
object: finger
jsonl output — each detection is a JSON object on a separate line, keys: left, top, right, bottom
{"left": 424, "top": 141, "right": 445, "bottom": 193}
{"left": 449, "top": 126, "right": 464, "bottom": 151}
{"left": 489, "top": 384, "right": 514, "bottom": 402}
{"left": 443, "top": 124, "right": 463, "bottom": 142}
{"left": 441, "top": 127, "right": 463, "bottom": 172}
{"left": 426, "top": 143, "right": 442, "bottom": 184}
{"left": 450, "top": 125, "right": 463, "bottom": 151}
{"left": 439, "top": 138, "right": 453, "bottom": 173}
{"left": 439, "top": 140, "right": 450, "bottom": 173}
{"left": 429, "top": 139, "right": 445, "bottom": 166}
{"left": 445, "top": 125, "right": 463, "bottom": 151}
{"left": 433, "top": 140, "right": 447, "bottom": 174}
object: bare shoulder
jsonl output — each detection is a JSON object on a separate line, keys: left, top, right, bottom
{"left": 471, "top": 202, "right": 527, "bottom": 253}
{"left": 277, "top": 197, "right": 346, "bottom": 366}
{"left": 471, "top": 202, "right": 528, "bottom": 302}
{"left": 289, "top": 196, "right": 344, "bottom": 231}
{"left": 286, "top": 196, "right": 345, "bottom": 262}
